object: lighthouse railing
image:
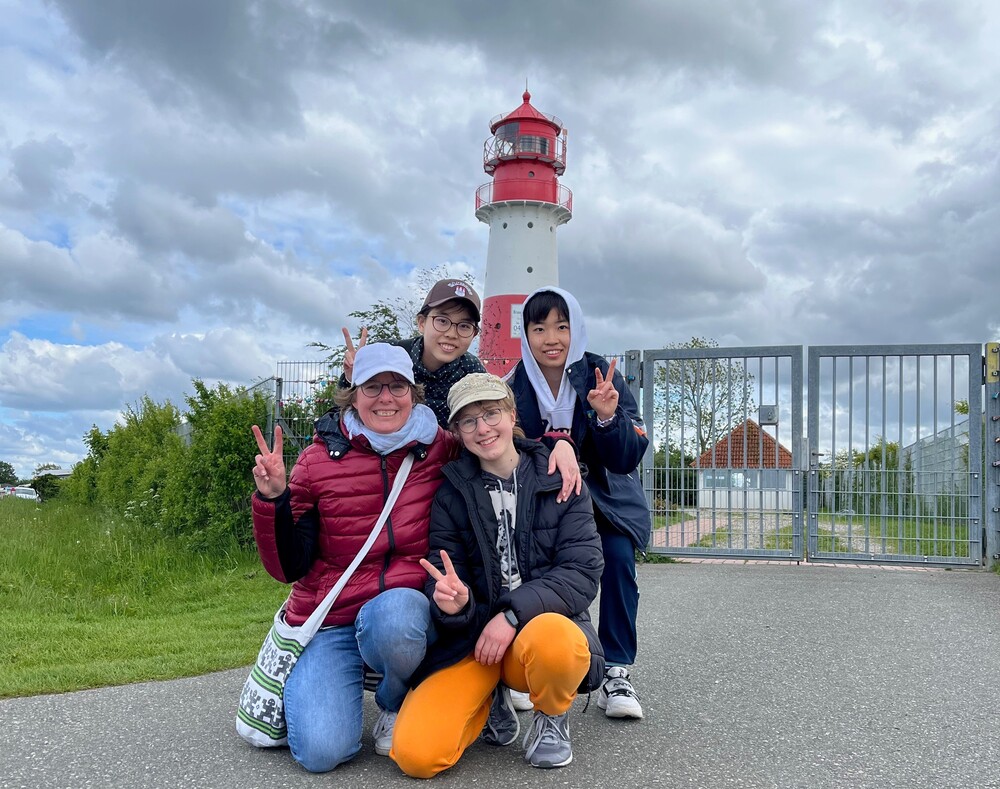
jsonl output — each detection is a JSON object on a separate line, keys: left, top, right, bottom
{"left": 475, "top": 181, "right": 573, "bottom": 212}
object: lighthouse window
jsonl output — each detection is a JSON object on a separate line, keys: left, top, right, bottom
{"left": 518, "top": 136, "right": 549, "bottom": 155}
{"left": 502, "top": 222, "right": 508, "bottom": 229}
{"left": 528, "top": 171, "right": 535, "bottom": 178}
{"left": 498, "top": 123, "right": 518, "bottom": 142}
{"left": 527, "top": 222, "right": 534, "bottom": 228}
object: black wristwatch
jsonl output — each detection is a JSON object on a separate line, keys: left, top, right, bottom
{"left": 502, "top": 609, "right": 519, "bottom": 628}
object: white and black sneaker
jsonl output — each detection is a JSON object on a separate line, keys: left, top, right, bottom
{"left": 597, "top": 666, "right": 643, "bottom": 719}
{"left": 481, "top": 684, "right": 520, "bottom": 746}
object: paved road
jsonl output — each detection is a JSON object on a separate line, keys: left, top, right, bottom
{"left": 4, "top": 561, "right": 1000, "bottom": 789}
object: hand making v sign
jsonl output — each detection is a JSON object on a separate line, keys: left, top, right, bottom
{"left": 420, "top": 549, "right": 470, "bottom": 616}
{"left": 251, "top": 424, "right": 287, "bottom": 499}
{"left": 587, "top": 356, "right": 619, "bottom": 422}
{"left": 340, "top": 326, "right": 369, "bottom": 384}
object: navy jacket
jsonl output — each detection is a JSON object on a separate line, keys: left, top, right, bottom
{"left": 508, "top": 351, "right": 652, "bottom": 551}
{"left": 411, "top": 438, "right": 605, "bottom": 691}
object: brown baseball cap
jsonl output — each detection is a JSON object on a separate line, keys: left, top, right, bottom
{"left": 421, "top": 279, "right": 481, "bottom": 322}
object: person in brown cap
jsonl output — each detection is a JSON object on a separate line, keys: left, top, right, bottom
{"left": 340, "top": 279, "right": 486, "bottom": 427}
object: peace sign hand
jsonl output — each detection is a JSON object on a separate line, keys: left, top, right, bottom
{"left": 587, "top": 357, "right": 619, "bottom": 422}
{"left": 251, "top": 424, "right": 287, "bottom": 498}
{"left": 419, "top": 550, "right": 470, "bottom": 615}
{"left": 341, "top": 326, "right": 369, "bottom": 384}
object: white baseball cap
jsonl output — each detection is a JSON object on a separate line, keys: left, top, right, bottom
{"left": 352, "top": 343, "right": 415, "bottom": 386}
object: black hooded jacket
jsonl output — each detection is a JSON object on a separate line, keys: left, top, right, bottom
{"left": 410, "top": 438, "right": 605, "bottom": 691}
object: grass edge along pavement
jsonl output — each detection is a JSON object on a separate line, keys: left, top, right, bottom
{"left": 0, "top": 498, "right": 286, "bottom": 699}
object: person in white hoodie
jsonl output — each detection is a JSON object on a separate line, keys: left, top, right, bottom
{"left": 504, "top": 286, "right": 651, "bottom": 719}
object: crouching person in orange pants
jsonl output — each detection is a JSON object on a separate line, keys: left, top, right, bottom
{"left": 391, "top": 373, "right": 605, "bottom": 776}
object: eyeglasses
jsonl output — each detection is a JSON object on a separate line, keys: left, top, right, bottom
{"left": 430, "top": 315, "right": 477, "bottom": 338}
{"left": 455, "top": 408, "right": 504, "bottom": 434}
{"left": 359, "top": 380, "right": 411, "bottom": 398}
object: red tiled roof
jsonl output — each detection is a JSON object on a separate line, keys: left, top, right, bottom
{"left": 693, "top": 419, "right": 793, "bottom": 469}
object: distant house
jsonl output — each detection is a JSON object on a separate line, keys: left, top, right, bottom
{"left": 692, "top": 419, "right": 795, "bottom": 510}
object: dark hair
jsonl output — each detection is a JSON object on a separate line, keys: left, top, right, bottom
{"left": 522, "top": 291, "right": 569, "bottom": 326}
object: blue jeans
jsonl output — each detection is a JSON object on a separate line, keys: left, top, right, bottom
{"left": 283, "top": 587, "right": 433, "bottom": 773}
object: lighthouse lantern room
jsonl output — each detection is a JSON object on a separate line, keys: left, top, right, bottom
{"left": 476, "top": 91, "right": 572, "bottom": 376}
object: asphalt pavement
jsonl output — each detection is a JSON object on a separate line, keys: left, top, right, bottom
{"left": 4, "top": 561, "right": 1000, "bottom": 789}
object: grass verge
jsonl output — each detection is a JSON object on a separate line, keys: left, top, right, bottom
{"left": 0, "top": 498, "right": 286, "bottom": 699}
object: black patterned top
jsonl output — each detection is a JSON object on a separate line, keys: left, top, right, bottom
{"left": 402, "top": 336, "right": 487, "bottom": 427}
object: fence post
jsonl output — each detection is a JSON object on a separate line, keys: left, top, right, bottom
{"left": 986, "top": 343, "right": 999, "bottom": 569}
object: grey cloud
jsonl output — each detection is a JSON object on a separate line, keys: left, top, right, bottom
{"left": 0, "top": 228, "right": 185, "bottom": 322}
{"left": 6, "top": 135, "right": 75, "bottom": 207}
{"left": 111, "top": 181, "right": 250, "bottom": 262}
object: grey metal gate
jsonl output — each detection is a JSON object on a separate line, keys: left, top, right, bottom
{"left": 807, "top": 345, "right": 983, "bottom": 566}
{"left": 639, "top": 346, "right": 804, "bottom": 560}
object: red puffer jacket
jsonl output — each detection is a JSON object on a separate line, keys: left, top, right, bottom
{"left": 252, "top": 409, "right": 457, "bottom": 627}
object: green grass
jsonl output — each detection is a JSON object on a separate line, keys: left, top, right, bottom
{"left": 651, "top": 510, "right": 688, "bottom": 529}
{"left": 0, "top": 498, "right": 287, "bottom": 699}
{"left": 818, "top": 514, "right": 972, "bottom": 557}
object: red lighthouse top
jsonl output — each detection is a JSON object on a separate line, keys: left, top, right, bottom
{"left": 476, "top": 91, "right": 572, "bottom": 212}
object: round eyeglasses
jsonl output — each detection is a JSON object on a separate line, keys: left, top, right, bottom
{"left": 359, "top": 380, "right": 411, "bottom": 398}
{"left": 455, "top": 408, "right": 504, "bottom": 434}
{"left": 430, "top": 315, "right": 477, "bottom": 338}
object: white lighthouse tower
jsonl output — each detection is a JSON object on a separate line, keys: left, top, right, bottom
{"left": 476, "top": 90, "right": 572, "bottom": 376}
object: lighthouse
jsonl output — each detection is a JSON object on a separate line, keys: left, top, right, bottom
{"left": 476, "top": 91, "right": 572, "bottom": 376}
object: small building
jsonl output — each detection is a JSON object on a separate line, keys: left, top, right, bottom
{"left": 692, "top": 419, "right": 794, "bottom": 510}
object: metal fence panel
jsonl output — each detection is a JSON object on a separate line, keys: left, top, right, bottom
{"left": 641, "top": 346, "right": 804, "bottom": 560}
{"left": 987, "top": 343, "right": 1000, "bottom": 566}
{"left": 272, "top": 360, "right": 341, "bottom": 471}
{"left": 806, "top": 345, "right": 982, "bottom": 566}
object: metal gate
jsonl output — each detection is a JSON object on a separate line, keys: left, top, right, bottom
{"left": 638, "top": 346, "right": 804, "bottom": 560}
{"left": 806, "top": 345, "right": 982, "bottom": 566}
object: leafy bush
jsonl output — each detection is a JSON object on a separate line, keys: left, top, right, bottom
{"left": 63, "top": 381, "right": 273, "bottom": 553}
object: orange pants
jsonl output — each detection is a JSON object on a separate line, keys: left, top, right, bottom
{"left": 391, "top": 612, "right": 591, "bottom": 778}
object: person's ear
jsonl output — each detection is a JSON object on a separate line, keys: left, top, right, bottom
{"left": 416, "top": 314, "right": 427, "bottom": 333}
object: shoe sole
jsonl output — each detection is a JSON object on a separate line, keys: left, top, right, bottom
{"left": 598, "top": 694, "right": 644, "bottom": 719}
{"left": 374, "top": 742, "right": 391, "bottom": 756}
{"left": 528, "top": 753, "right": 573, "bottom": 769}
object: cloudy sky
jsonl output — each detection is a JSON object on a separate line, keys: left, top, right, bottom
{"left": 1, "top": 0, "right": 998, "bottom": 479}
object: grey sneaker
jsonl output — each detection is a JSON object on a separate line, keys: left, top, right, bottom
{"left": 481, "top": 684, "right": 519, "bottom": 746}
{"left": 597, "top": 666, "right": 644, "bottom": 719}
{"left": 510, "top": 688, "right": 533, "bottom": 711}
{"left": 522, "top": 710, "right": 572, "bottom": 769}
{"left": 372, "top": 708, "right": 396, "bottom": 756}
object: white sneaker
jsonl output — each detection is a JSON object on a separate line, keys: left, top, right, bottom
{"left": 510, "top": 689, "right": 533, "bottom": 711}
{"left": 372, "top": 708, "right": 397, "bottom": 756}
{"left": 597, "top": 666, "right": 643, "bottom": 719}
